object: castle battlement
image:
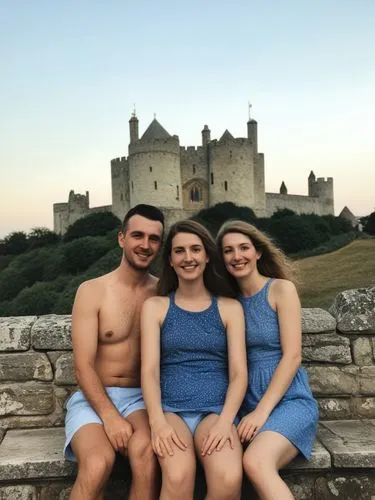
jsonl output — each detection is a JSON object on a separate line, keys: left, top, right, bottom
{"left": 111, "top": 156, "right": 127, "bottom": 164}
{"left": 209, "top": 137, "right": 250, "bottom": 148}
{"left": 316, "top": 177, "right": 333, "bottom": 184}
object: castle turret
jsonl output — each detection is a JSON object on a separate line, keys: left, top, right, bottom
{"left": 308, "top": 170, "right": 316, "bottom": 196}
{"left": 202, "top": 125, "right": 211, "bottom": 148}
{"left": 208, "top": 129, "right": 255, "bottom": 207}
{"left": 129, "top": 113, "right": 139, "bottom": 144}
{"left": 280, "top": 181, "right": 287, "bottom": 195}
{"left": 247, "top": 119, "right": 258, "bottom": 153}
{"left": 128, "top": 118, "right": 182, "bottom": 209}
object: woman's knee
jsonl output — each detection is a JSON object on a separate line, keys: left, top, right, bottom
{"left": 243, "top": 452, "right": 271, "bottom": 482}
{"left": 162, "top": 459, "right": 195, "bottom": 493}
{"left": 206, "top": 466, "right": 242, "bottom": 499}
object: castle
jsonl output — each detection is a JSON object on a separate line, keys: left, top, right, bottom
{"left": 53, "top": 113, "right": 334, "bottom": 234}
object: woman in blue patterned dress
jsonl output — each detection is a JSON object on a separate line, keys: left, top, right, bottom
{"left": 141, "top": 220, "right": 247, "bottom": 500}
{"left": 217, "top": 220, "right": 319, "bottom": 500}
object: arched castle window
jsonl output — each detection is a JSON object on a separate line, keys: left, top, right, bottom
{"left": 224, "top": 181, "right": 228, "bottom": 192}
{"left": 211, "top": 173, "right": 214, "bottom": 185}
{"left": 149, "top": 166, "right": 152, "bottom": 172}
{"left": 193, "top": 164, "right": 196, "bottom": 174}
{"left": 154, "top": 181, "right": 158, "bottom": 190}
{"left": 190, "top": 184, "right": 202, "bottom": 203}
{"left": 176, "top": 185, "right": 180, "bottom": 200}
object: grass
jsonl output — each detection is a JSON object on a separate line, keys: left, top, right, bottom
{"left": 296, "top": 238, "right": 375, "bottom": 310}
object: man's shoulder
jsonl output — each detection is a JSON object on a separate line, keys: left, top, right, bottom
{"left": 76, "top": 273, "right": 110, "bottom": 297}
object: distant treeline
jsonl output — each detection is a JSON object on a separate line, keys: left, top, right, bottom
{"left": 0, "top": 204, "right": 372, "bottom": 317}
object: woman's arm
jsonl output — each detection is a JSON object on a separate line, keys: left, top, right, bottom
{"left": 238, "top": 279, "right": 302, "bottom": 442}
{"left": 141, "top": 297, "right": 187, "bottom": 457}
{"left": 256, "top": 280, "right": 302, "bottom": 414}
{"left": 201, "top": 298, "right": 247, "bottom": 455}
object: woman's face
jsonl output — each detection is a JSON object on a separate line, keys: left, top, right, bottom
{"left": 221, "top": 232, "right": 260, "bottom": 279}
{"left": 170, "top": 232, "right": 209, "bottom": 281}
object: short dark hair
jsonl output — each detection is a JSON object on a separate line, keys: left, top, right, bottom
{"left": 122, "top": 204, "right": 165, "bottom": 232}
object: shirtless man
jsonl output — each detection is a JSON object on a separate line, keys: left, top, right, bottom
{"left": 64, "top": 204, "right": 164, "bottom": 500}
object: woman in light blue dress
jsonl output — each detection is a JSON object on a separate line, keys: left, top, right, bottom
{"left": 217, "top": 220, "right": 319, "bottom": 500}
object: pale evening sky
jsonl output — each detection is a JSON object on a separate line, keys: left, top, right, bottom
{"left": 0, "top": 0, "right": 374, "bottom": 237}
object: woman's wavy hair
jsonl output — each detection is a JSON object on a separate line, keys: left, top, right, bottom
{"left": 157, "top": 219, "right": 235, "bottom": 298}
{"left": 216, "top": 220, "right": 297, "bottom": 294}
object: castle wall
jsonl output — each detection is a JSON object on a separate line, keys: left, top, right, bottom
{"left": 53, "top": 204, "right": 69, "bottom": 235}
{"left": 111, "top": 157, "right": 130, "bottom": 219}
{"left": 253, "top": 153, "right": 266, "bottom": 216}
{"left": 266, "top": 193, "right": 334, "bottom": 217}
{"left": 208, "top": 139, "right": 255, "bottom": 207}
{"left": 129, "top": 139, "right": 182, "bottom": 209}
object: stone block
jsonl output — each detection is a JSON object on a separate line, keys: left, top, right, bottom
{"left": 39, "top": 483, "right": 72, "bottom": 500}
{"left": 352, "top": 337, "right": 373, "bottom": 366}
{"left": 284, "top": 439, "right": 331, "bottom": 469}
{"left": 373, "top": 338, "right": 375, "bottom": 360}
{"left": 330, "top": 287, "right": 375, "bottom": 334}
{"left": 302, "top": 334, "right": 351, "bottom": 364}
{"left": 306, "top": 366, "right": 359, "bottom": 395}
{"left": 0, "top": 316, "right": 36, "bottom": 352}
{"left": 31, "top": 315, "right": 72, "bottom": 350}
{"left": 283, "top": 475, "right": 315, "bottom": 499}
{"left": 351, "top": 397, "right": 375, "bottom": 419}
{"left": 315, "top": 474, "right": 375, "bottom": 499}
{"left": 318, "top": 420, "right": 375, "bottom": 467}
{"left": 0, "top": 415, "right": 57, "bottom": 430}
{"left": 317, "top": 398, "right": 352, "bottom": 420}
{"left": 0, "top": 383, "right": 54, "bottom": 416}
{"left": 0, "top": 353, "right": 53, "bottom": 382}
{"left": 359, "top": 366, "right": 375, "bottom": 394}
{"left": 54, "top": 386, "right": 77, "bottom": 412}
{"left": 301, "top": 308, "right": 336, "bottom": 334}
{"left": 0, "top": 427, "right": 76, "bottom": 480}
{"left": 0, "top": 485, "right": 37, "bottom": 500}
{"left": 55, "top": 353, "right": 75, "bottom": 385}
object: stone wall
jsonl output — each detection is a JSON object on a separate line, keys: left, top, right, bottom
{"left": 0, "top": 288, "right": 375, "bottom": 499}
{"left": 1, "top": 295, "right": 374, "bottom": 432}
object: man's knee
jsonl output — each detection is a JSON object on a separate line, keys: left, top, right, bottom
{"left": 78, "top": 449, "right": 116, "bottom": 482}
{"left": 127, "top": 430, "right": 155, "bottom": 469}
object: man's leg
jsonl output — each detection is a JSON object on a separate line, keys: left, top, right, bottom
{"left": 69, "top": 423, "right": 116, "bottom": 500}
{"left": 126, "top": 410, "right": 160, "bottom": 500}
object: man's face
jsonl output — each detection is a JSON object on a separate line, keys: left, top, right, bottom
{"left": 118, "top": 214, "right": 163, "bottom": 271}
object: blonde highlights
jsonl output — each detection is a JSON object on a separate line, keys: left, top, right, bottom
{"left": 217, "top": 220, "right": 297, "bottom": 286}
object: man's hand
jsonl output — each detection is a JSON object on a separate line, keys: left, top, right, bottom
{"left": 103, "top": 414, "right": 134, "bottom": 455}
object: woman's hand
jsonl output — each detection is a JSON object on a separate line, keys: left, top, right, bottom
{"left": 201, "top": 417, "right": 234, "bottom": 456}
{"left": 151, "top": 418, "right": 187, "bottom": 458}
{"left": 237, "top": 408, "right": 270, "bottom": 443}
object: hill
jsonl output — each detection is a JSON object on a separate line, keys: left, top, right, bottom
{"left": 297, "top": 239, "right": 375, "bottom": 310}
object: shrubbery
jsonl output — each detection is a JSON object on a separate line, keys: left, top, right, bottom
{"left": 64, "top": 212, "right": 121, "bottom": 242}
{"left": 0, "top": 204, "right": 357, "bottom": 316}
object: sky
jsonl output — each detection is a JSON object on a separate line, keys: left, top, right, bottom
{"left": 0, "top": 0, "right": 374, "bottom": 237}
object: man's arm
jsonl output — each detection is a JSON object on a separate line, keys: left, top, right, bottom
{"left": 71, "top": 280, "right": 133, "bottom": 453}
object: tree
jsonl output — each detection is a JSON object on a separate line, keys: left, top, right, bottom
{"left": 364, "top": 211, "right": 375, "bottom": 235}
{"left": 28, "top": 227, "right": 60, "bottom": 249}
{"left": 2, "top": 231, "right": 28, "bottom": 255}
{"left": 64, "top": 212, "right": 121, "bottom": 242}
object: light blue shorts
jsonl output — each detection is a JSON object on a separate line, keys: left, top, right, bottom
{"left": 171, "top": 411, "right": 210, "bottom": 435}
{"left": 64, "top": 387, "right": 146, "bottom": 461}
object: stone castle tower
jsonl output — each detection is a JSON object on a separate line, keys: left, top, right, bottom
{"left": 53, "top": 112, "right": 334, "bottom": 233}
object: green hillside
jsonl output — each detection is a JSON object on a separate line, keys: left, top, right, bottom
{"left": 297, "top": 239, "right": 375, "bottom": 310}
